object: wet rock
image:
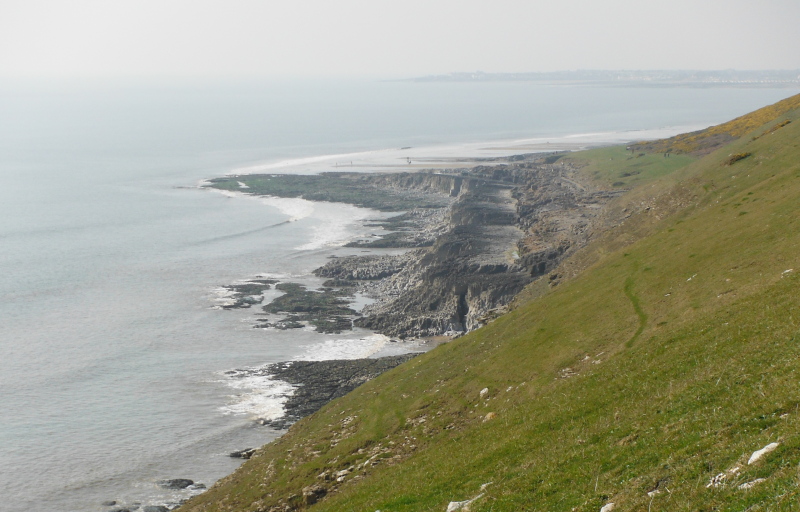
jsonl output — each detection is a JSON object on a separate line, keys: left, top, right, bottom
{"left": 248, "top": 354, "right": 418, "bottom": 429}
{"left": 156, "top": 478, "right": 194, "bottom": 489}
{"left": 229, "top": 448, "right": 256, "bottom": 459}
{"left": 142, "top": 506, "right": 169, "bottom": 512}
{"left": 262, "top": 283, "right": 357, "bottom": 333}
{"left": 101, "top": 501, "right": 117, "bottom": 507}
{"left": 219, "top": 281, "right": 276, "bottom": 309}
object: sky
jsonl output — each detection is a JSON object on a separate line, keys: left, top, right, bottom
{"left": 1, "top": 0, "right": 799, "bottom": 80}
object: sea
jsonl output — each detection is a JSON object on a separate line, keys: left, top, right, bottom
{"left": 1, "top": 79, "right": 797, "bottom": 511}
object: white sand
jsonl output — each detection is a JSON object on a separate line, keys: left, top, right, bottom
{"left": 226, "top": 125, "right": 707, "bottom": 177}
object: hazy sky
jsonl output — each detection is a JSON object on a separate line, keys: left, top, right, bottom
{"left": 2, "top": 0, "right": 799, "bottom": 80}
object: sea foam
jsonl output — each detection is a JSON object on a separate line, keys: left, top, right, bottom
{"left": 295, "top": 203, "right": 376, "bottom": 251}
{"left": 218, "top": 369, "right": 295, "bottom": 419}
{"left": 219, "top": 334, "right": 390, "bottom": 419}
{"left": 293, "top": 334, "right": 390, "bottom": 361}
{"left": 257, "top": 196, "right": 315, "bottom": 222}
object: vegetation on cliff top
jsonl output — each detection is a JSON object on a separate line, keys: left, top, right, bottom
{"left": 180, "top": 94, "right": 800, "bottom": 512}
{"left": 629, "top": 92, "right": 800, "bottom": 156}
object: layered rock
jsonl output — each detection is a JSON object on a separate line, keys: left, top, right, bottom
{"left": 214, "top": 154, "right": 623, "bottom": 339}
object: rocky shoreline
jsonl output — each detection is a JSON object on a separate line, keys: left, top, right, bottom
{"left": 226, "top": 354, "right": 419, "bottom": 430}
{"left": 133, "top": 152, "right": 625, "bottom": 512}
{"left": 210, "top": 152, "right": 622, "bottom": 340}
{"left": 200, "top": 152, "right": 627, "bottom": 436}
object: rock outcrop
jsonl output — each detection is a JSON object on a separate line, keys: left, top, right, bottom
{"left": 215, "top": 154, "right": 623, "bottom": 339}
{"left": 234, "top": 354, "right": 419, "bottom": 429}
{"left": 313, "top": 158, "right": 622, "bottom": 338}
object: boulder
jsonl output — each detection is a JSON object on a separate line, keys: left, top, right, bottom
{"left": 156, "top": 478, "right": 194, "bottom": 489}
{"left": 229, "top": 448, "right": 256, "bottom": 459}
{"left": 302, "top": 484, "right": 327, "bottom": 505}
{"left": 748, "top": 442, "right": 779, "bottom": 464}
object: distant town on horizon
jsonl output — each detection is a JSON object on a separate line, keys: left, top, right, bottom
{"left": 405, "top": 69, "right": 800, "bottom": 87}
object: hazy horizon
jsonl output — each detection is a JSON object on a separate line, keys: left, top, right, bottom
{"left": 2, "top": 0, "right": 799, "bottom": 81}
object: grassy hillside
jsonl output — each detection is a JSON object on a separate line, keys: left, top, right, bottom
{"left": 180, "top": 94, "right": 800, "bottom": 512}
{"left": 563, "top": 144, "right": 696, "bottom": 189}
{"left": 630, "top": 93, "right": 799, "bottom": 156}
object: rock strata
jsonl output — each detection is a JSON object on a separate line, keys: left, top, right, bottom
{"left": 213, "top": 154, "right": 622, "bottom": 339}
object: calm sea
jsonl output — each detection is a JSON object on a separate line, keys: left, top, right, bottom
{"left": 1, "top": 79, "right": 797, "bottom": 511}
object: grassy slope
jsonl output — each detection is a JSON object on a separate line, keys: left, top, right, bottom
{"left": 630, "top": 93, "right": 800, "bottom": 156}
{"left": 565, "top": 144, "right": 696, "bottom": 189}
{"left": 181, "top": 97, "right": 800, "bottom": 512}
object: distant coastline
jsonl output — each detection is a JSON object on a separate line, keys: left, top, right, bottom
{"left": 399, "top": 69, "right": 800, "bottom": 87}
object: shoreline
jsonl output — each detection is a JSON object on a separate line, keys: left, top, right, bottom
{"left": 224, "top": 124, "right": 706, "bottom": 177}
{"left": 201, "top": 145, "right": 626, "bottom": 430}
{"left": 144, "top": 126, "right": 695, "bottom": 510}
{"left": 163, "top": 143, "right": 627, "bottom": 512}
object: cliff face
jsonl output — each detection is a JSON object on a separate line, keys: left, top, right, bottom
{"left": 316, "top": 160, "right": 624, "bottom": 339}
{"left": 214, "top": 159, "right": 624, "bottom": 339}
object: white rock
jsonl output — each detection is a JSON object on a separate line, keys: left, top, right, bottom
{"left": 738, "top": 478, "right": 766, "bottom": 490}
{"left": 446, "top": 500, "right": 470, "bottom": 512}
{"left": 600, "top": 503, "right": 615, "bottom": 512}
{"left": 446, "top": 493, "right": 483, "bottom": 512}
{"left": 706, "top": 472, "right": 726, "bottom": 488}
{"left": 479, "top": 388, "right": 489, "bottom": 399}
{"left": 748, "top": 442, "right": 779, "bottom": 465}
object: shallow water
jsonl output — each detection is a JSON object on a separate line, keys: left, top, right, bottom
{"left": 0, "top": 80, "right": 797, "bottom": 511}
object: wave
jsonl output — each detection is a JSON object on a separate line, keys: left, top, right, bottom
{"left": 217, "top": 369, "right": 295, "bottom": 419}
{"left": 294, "top": 203, "right": 376, "bottom": 251}
{"left": 204, "top": 187, "right": 316, "bottom": 223}
{"left": 194, "top": 220, "right": 294, "bottom": 247}
{"left": 256, "top": 196, "right": 315, "bottom": 222}
{"left": 218, "top": 333, "right": 391, "bottom": 420}
{"left": 293, "top": 334, "right": 390, "bottom": 362}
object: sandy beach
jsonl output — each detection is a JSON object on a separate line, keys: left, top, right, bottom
{"left": 226, "top": 125, "right": 707, "bottom": 176}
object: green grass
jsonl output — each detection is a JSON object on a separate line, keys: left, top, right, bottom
{"left": 630, "top": 93, "right": 800, "bottom": 155}
{"left": 180, "top": 98, "right": 800, "bottom": 512}
{"left": 565, "top": 145, "right": 696, "bottom": 189}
